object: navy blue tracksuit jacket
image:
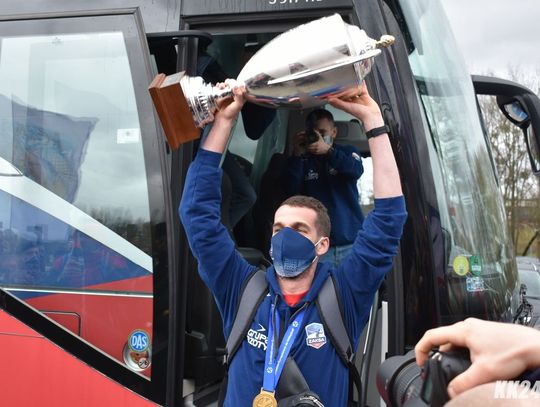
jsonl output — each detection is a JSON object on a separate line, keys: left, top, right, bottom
{"left": 179, "top": 149, "right": 407, "bottom": 407}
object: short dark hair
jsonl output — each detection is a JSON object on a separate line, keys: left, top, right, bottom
{"left": 306, "top": 109, "right": 335, "bottom": 128}
{"left": 279, "top": 195, "right": 331, "bottom": 237}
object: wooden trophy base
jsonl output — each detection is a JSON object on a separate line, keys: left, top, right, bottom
{"left": 148, "top": 72, "right": 200, "bottom": 150}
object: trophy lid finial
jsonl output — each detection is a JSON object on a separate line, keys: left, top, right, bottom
{"left": 375, "top": 35, "right": 395, "bottom": 49}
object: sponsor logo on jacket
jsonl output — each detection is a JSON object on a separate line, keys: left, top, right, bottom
{"left": 305, "top": 169, "right": 319, "bottom": 181}
{"left": 247, "top": 323, "right": 267, "bottom": 351}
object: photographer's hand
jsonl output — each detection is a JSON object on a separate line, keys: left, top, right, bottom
{"left": 415, "top": 318, "right": 540, "bottom": 398}
{"left": 306, "top": 134, "right": 331, "bottom": 155}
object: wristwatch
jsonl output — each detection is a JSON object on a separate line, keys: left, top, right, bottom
{"left": 365, "top": 125, "right": 390, "bottom": 139}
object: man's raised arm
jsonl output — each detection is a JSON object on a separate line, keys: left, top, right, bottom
{"left": 328, "top": 83, "right": 407, "bottom": 339}
{"left": 179, "top": 81, "right": 255, "bottom": 328}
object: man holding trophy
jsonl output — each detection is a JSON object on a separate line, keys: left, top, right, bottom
{"left": 180, "top": 77, "right": 405, "bottom": 405}
{"left": 174, "top": 14, "right": 407, "bottom": 407}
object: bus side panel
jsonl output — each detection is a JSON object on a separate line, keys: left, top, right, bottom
{"left": 24, "top": 277, "right": 153, "bottom": 367}
{"left": 0, "top": 309, "right": 158, "bottom": 407}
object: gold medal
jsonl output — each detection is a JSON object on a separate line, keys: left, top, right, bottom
{"left": 252, "top": 389, "right": 277, "bottom": 407}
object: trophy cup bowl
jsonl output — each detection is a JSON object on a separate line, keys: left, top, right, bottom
{"left": 148, "top": 14, "right": 394, "bottom": 149}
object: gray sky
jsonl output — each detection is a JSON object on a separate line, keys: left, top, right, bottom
{"left": 440, "top": 0, "right": 540, "bottom": 79}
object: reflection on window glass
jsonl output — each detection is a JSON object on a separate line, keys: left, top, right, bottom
{"left": 400, "top": 0, "right": 517, "bottom": 324}
{"left": 0, "top": 30, "right": 153, "bottom": 376}
{"left": 0, "top": 32, "right": 151, "bottom": 254}
{"left": 228, "top": 114, "right": 259, "bottom": 164}
{"left": 519, "top": 270, "right": 540, "bottom": 297}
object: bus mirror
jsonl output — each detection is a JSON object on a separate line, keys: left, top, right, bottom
{"left": 501, "top": 98, "right": 540, "bottom": 174}
{"left": 472, "top": 75, "right": 540, "bottom": 176}
{"left": 501, "top": 95, "right": 540, "bottom": 176}
{"left": 501, "top": 100, "right": 529, "bottom": 126}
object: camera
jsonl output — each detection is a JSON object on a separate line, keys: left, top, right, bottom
{"left": 302, "top": 115, "right": 321, "bottom": 146}
{"left": 376, "top": 349, "right": 471, "bottom": 407}
{"left": 278, "top": 391, "right": 325, "bottom": 407}
{"left": 303, "top": 128, "right": 320, "bottom": 145}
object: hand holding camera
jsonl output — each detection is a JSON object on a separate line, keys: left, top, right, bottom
{"left": 377, "top": 348, "right": 471, "bottom": 407}
{"left": 378, "top": 319, "right": 540, "bottom": 407}
{"left": 415, "top": 318, "right": 540, "bottom": 398}
{"left": 292, "top": 129, "right": 331, "bottom": 157}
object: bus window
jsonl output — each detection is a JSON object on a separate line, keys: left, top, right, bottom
{"left": 0, "top": 27, "right": 154, "bottom": 375}
{"left": 399, "top": 0, "right": 518, "bottom": 337}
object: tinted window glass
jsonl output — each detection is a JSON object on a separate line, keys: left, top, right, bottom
{"left": 0, "top": 30, "right": 153, "bottom": 376}
{"left": 399, "top": 0, "right": 518, "bottom": 325}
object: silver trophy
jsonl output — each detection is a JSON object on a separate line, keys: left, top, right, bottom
{"left": 149, "top": 14, "right": 394, "bottom": 147}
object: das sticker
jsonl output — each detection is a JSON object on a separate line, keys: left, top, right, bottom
{"left": 453, "top": 255, "right": 469, "bottom": 276}
{"left": 124, "top": 330, "right": 152, "bottom": 371}
{"left": 128, "top": 330, "right": 150, "bottom": 352}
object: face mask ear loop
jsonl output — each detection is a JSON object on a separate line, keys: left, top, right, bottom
{"left": 311, "top": 237, "right": 325, "bottom": 264}
{"left": 314, "top": 237, "right": 324, "bottom": 247}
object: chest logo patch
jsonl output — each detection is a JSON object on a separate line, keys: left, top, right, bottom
{"left": 305, "top": 322, "right": 327, "bottom": 349}
{"left": 247, "top": 323, "right": 268, "bottom": 351}
{"left": 305, "top": 169, "right": 319, "bottom": 181}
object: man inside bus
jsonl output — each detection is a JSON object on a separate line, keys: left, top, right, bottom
{"left": 284, "top": 109, "right": 365, "bottom": 267}
{"left": 179, "top": 80, "right": 406, "bottom": 406}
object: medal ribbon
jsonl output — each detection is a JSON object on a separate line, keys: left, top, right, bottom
{"left": 262, "top": 304, "right": 306, "bottom": 393}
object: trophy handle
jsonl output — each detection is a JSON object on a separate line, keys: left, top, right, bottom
{"left": 267, "top": 49, "right": 381, "bottom": 86}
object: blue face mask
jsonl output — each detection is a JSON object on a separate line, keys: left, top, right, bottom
{"left": 270, "top": 227, "right": 323, "bottom": 278}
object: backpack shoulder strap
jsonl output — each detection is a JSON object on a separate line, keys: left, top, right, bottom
{"left": 316, "top": 275, "right": 362, "bottom": 407}
{"left": 225, "top": 268, "right": 268, "bottom": 365}
{"left": 315, "top": 275, "right": 354, "bottom": 365}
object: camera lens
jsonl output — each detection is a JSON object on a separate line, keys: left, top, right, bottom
{"left": 304, "top": 130, "right": 319, "bottom": 145}
{"left": 376, "top": 350, "right": 423, "bottom": 407}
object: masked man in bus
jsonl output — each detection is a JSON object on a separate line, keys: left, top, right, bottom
{"left": 285, "top": 108, "right": 364, "bottom": 267}
{"left": 179, "top": 80, "right": 406, "bottom": 406}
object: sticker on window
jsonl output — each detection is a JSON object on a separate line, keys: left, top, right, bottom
{"left": 124, "top": 329, "right": 151, "bottom": 371}
{"left": 466, "top": 276, "right": 485, "bottom": 292}
{"left": 117, "top": 128, "right": 140, "bottom": 144}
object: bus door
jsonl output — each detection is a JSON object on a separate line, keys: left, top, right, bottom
{"left": 176, "top": 0, "right": 540, "bottom": 405}
{"left": 174, "top": 0, "right": 422, "bottom": 405}
{"left": 0, "top": 8, "right": 178, "bottom": 406}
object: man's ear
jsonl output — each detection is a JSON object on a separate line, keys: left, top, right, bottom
{"left": 331, "top": 126, "right": 338, "bottom": 139}
{"left": 316, "top": 236, "right": 330, "bottom": 256}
